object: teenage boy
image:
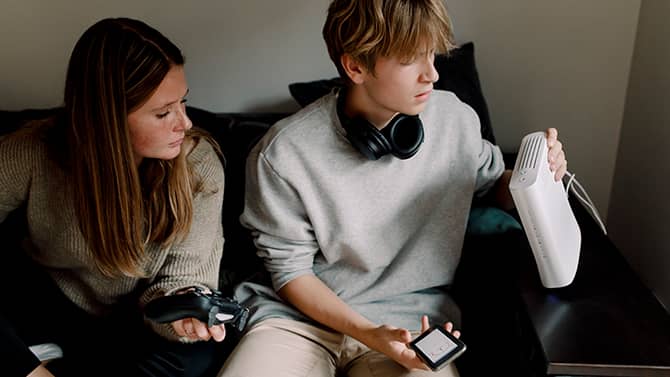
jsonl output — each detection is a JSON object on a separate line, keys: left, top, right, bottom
{"left": 219, "top": 0, "right": 567, "bottom": 376}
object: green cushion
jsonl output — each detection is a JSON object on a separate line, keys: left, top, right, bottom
{"left": 466, "top": 206, "right": 522, "bottom": 235}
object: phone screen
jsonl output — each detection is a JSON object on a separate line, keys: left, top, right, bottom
{"left": 414, "top": 329, "right": 459, "bottom": 362}
{"left": 410, "top": 325, "right": 466, "bottom": 371}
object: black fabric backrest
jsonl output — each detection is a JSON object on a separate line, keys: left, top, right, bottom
{"left": 186, "top": 107, "right": 290, "bottom": 291}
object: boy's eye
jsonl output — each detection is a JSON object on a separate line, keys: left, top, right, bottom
{"left": 399, "top": 57, "right": 416, "bottom": 66}
{"left": 401, "top": 49, "right": 435, "bottom": 65}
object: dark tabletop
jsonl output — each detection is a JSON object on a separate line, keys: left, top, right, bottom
{"left": 517, "top": 199, "right": 670, "bottom": 377}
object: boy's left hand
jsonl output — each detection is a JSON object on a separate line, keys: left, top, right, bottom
{"left": 546, "top": 128, "right": 567, "bottom": 181}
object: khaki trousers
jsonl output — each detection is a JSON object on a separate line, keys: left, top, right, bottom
{"left": 218, "top": 318, "right": 459, "bottom": 377}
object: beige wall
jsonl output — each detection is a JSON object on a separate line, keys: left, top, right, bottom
{"left": 0, "top": 0, "right": 640, "bottom": 220}
{"left": 3, "top": 1, "right": 658, "bottom": 303}
{"left": 0, "top": 0, "right": 334, "bottom": 112}
{"left": 609, "top": 0, "right": 670, "bottom": 310}
{"left": 444, "top": 0, "right": 640, "bottom": 221}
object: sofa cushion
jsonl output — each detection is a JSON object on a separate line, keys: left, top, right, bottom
{"left": 186, "top": 109, "right": 292, "bottom": 291}
{"left": 466, "top": 206, "right": 521, "bottom": 236}
{"left": 288, "top": 41, "right": 495, "bottom": 144}
{"left": 215, "top": 119, "right": 274, "bottom": 292}
{"left": 0, "top": 108, "right": 60, "bottom": 137}
{"left": 288, "top": 77, "right": 344, "bottom": 109}
{"left": 433, "top": 42, "right": 495, "bottom": 144}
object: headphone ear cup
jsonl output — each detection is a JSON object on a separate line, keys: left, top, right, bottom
{"left": 382, "top": 114, "right": 424, "bottom": 159}
{"left": 344, "top": 120, "right": 391, "bottom": 160}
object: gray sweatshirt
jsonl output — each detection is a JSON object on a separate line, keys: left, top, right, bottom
{"left": 236, "top": 90, "right": 504, "bottom": 331}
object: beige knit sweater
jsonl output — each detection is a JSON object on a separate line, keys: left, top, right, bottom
{"left": 0, "top": 130, "right": 225, "bottom": 340}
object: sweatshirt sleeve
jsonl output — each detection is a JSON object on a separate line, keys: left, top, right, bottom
{"left": 140, "top": 140, "right": 225, "bottom": 340}
{"left": 240, "top": 148, "right": 319, "bottom": 292}
{"left": 473, "top": 138, "right": 505, "bottom": 197}
{"left": 444, "top": 94, "right": 505, "bottom": 198}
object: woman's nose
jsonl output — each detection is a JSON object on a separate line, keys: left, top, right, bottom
{"left": 175, "top": 105, "right": 192, "bottom": 131}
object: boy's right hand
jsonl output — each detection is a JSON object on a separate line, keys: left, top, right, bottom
{"left": 360, "top": 315, "right": 461, "bottom": 371}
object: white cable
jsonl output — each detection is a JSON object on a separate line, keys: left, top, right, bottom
{"left": 565, "top": 171, "right": 576, "bottom": 196}
{"left": 562, "top": 171, "right": 608, "bottom": 235}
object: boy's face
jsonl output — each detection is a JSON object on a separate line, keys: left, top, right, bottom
{"left": 356, "top": 48, "right": 439, "bottom": 126}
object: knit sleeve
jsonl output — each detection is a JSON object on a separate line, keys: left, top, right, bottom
{"left": 240, "top": 148, "right": 319, "bottom": 292}
{"left": 0, "top": 133, "right": 35, "bottom": 223}
{"left": 140, "top": 139, "right": 225, "bottom": 340}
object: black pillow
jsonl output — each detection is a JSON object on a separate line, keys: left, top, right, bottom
{"left": 287, "top": 42, "right": 495, "bottom": 144}
{"left": 433, "top": 42, "right": 494, "bottom": 144}
{"left": 288, "top": 77, "right": 344, "bottom": 109}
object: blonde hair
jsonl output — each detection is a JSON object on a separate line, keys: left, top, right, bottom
{"left": 54, "top": 18, "right": 210, "bottom": 277}
{"left": 323, "top": 0, "right": 456, "bottom": 83}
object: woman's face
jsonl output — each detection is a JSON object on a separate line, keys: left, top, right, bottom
{"left": 127, "top": 65, "right": 192, "bottom": 165}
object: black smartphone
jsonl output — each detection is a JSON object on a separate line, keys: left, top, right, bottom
{"left": 409, "top": 325, "right": 467, "bottom": 371}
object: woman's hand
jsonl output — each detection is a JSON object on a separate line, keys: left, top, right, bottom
{"left": 172, "top": 317, "right": 226, "bottom": 342}
{"left": 168, "top": 287, "right": 226, "bottom": 342}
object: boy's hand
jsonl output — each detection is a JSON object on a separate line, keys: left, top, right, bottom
{"left": 360, "top": 315, "right": 461, "bottom": 371}
{"left": 546, "top": 128, "right": 567, "bottom": 181}
{"left": 361, "top": 323, "right": 429, "bottom": 370}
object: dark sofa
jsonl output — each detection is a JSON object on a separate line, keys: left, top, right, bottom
{"left": 0, "top": 42, "right": 543, "bottom": 376}
{"left": 0, "top": 104, "right": 535, "bottom": 376}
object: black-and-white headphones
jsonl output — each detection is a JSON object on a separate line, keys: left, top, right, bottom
{"left": 337, "top": 90, "right": 424, "bottom": 160}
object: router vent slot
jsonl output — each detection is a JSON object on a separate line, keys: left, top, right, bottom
{"left": 520, "top": 135, "right": 543, "bottom": 170}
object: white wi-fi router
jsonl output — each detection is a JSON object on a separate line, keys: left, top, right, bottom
{"left": 509, "top": 132, "right": 581, "bottom": 288}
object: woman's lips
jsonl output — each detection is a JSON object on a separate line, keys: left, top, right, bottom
{"left": 169, "top": 138, "right": 184, "bottom": 147}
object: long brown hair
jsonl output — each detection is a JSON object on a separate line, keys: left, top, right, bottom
{"left": 323, "top": 0, "right": 455, "bottom": 84}
{"left": 58, "top": 18, "right": 203, "bottom": 277}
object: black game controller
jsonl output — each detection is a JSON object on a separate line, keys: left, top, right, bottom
{"left": 144, "top": 288, "right": 249, "bottom": 332}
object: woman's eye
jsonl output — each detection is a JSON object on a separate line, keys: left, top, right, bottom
{"left": 157, "top": 111, "right": 170, "bottom": 119}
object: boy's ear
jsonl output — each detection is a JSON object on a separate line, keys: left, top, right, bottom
{"left": 340, "top": 54, "right": 368, "bottom": 84}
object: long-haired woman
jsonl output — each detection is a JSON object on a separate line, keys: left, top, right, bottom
{"left": 1, "top": 17, "right": 226, "bottom": 377}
